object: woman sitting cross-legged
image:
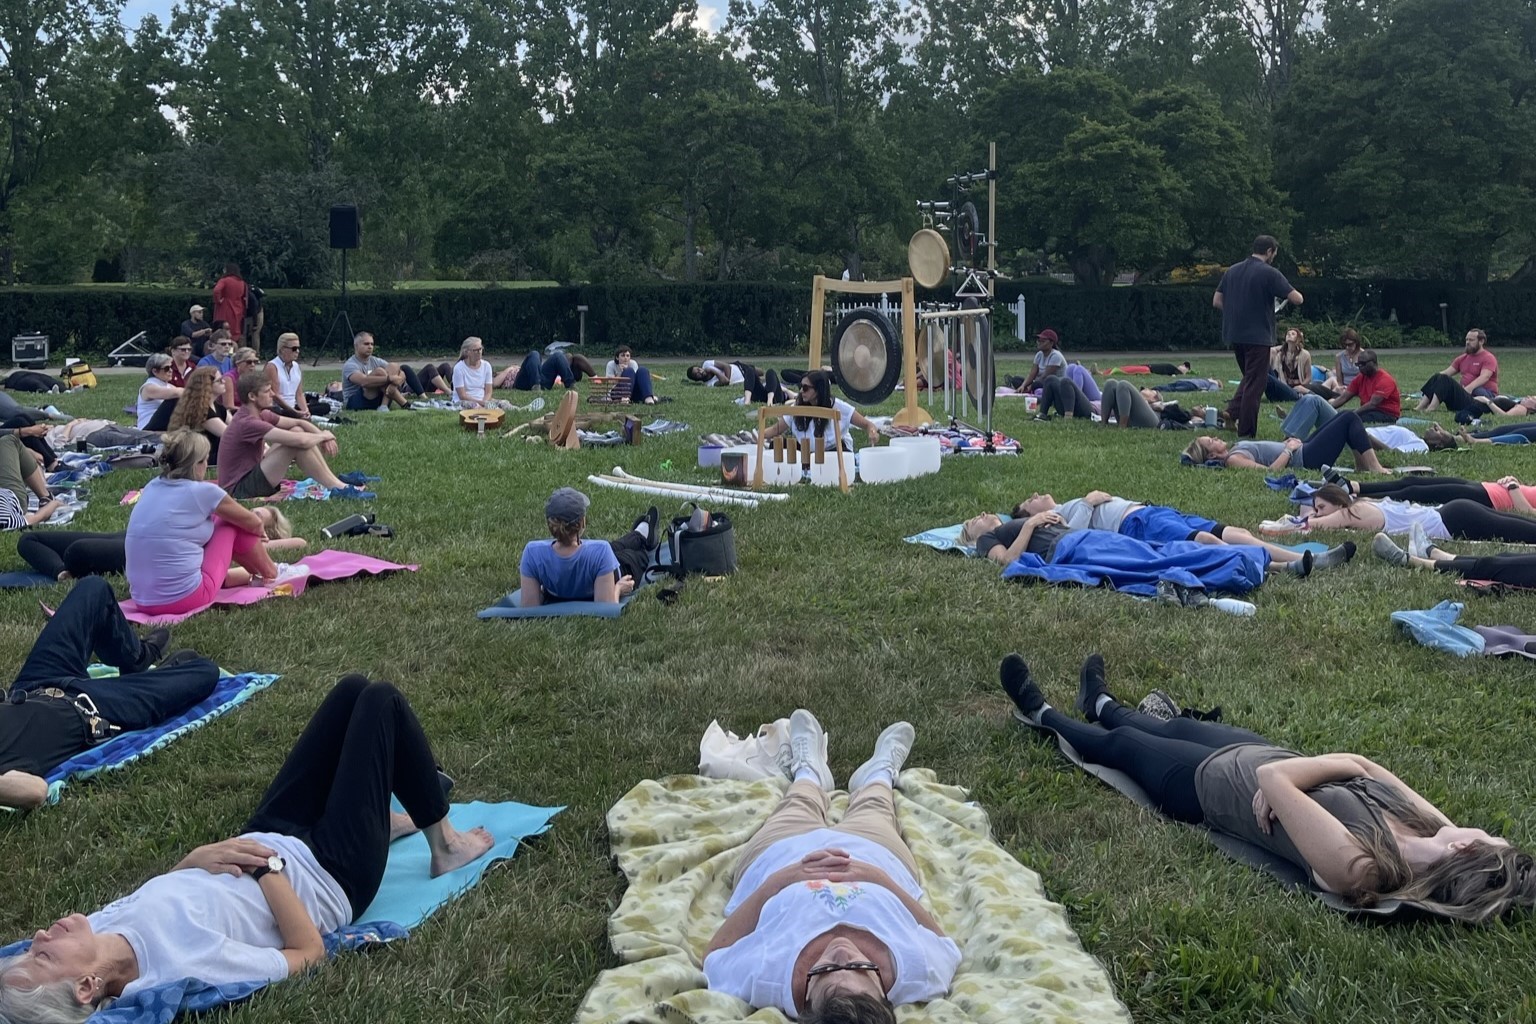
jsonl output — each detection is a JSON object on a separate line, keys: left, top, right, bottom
{"left": 1289, "top": 483, "right": 1536, "bottom": 546}
{"left": 1182, "top": 409, "right": 1387, "bottom": 474}
{"left": 125, "top": 430, "right": 309, "bottom": 616}
{"left": 1000, "top": 652, "right": 1534, "bottom": 921}
{"left": 0, "top": 675, "right": 494, "bottom": 1020}
{"left": 518, "top": 488, "right": 659, "bottom": 606}
{"left": 704, "top": 710, "right": 961, "bottom": 1021}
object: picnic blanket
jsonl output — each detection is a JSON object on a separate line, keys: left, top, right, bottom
{"left": 25, "top": 669, "right": 280, "bottom": 806}
{"left": 1003, "top": 530, "right": 1268, "bottom": 596}
{"left": 119, "top": 551, "right": 417, "bottom": 625}
{"left": 574, "top": 771, "right": 1129, "bottom": 1024}
{"left": 0, "top": 799, "right": 561, "bottom": 1024}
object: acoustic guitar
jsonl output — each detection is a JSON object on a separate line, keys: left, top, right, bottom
{"left": 458, "top": 408, "right": 506, "bottom": 432}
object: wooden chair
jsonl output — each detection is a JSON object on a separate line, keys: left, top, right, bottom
{"left": 752, "top": 405, "right": 850, "bottom": 492}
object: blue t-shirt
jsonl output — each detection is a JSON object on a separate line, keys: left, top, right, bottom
{"left": 518, "top": 539, "right": 620, "bottom": 601}
{"left": 198, "top": 353, "right": 234, "bottom": 374}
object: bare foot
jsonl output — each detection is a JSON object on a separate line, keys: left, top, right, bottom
{"left": 389, "top": 812, "right": 421, "bottom": 842}
{"left": 429, "top": 824, "right": 494, "bottom": 877}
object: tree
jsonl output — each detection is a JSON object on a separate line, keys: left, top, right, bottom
{"left": 1276, "top": 0, "right": 1536, "bottom": 281}
{"left": 1207, "top": 0, "right": 1318, "bottom": 106}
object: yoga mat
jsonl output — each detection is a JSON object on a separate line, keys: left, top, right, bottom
{"left": 903, "top": 515, "right": 1013, "bottom": 557}
{"left": 478, "top": 589, "right": 636, "bottom": 619}
{"left": 0, "top": 570, "right": 56, "bottom": 588}
{"left": 119, "top": 551, "right": 418, "bottom": 625}
{"left": 1011, "top": 711, "right": 1422, "bottom": 918}
{"left": 0, "top": 799, "right": 558, "bottom": 1024}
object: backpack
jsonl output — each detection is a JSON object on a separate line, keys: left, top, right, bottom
{"left": 663, "top": 506, "right": 738, "bottom": 578}
{"left": 60, "top": 362, "right": 98, "bottom": 389}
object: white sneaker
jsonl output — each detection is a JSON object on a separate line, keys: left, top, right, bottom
{"left": 847, "top": 721, "right": 915, "bottom": 792}
{"left": 788, "top": 709, "right": 834, "bottom": 790}
{"left": 262, "top": 563, "right": 312, "bottom": 588}
{"left": 1408, "top": 520, "right": 1433, "bottom": 560}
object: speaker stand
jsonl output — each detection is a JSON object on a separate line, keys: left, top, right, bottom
{"left": 313, "top": 248, "right": 355, "bottom": 367}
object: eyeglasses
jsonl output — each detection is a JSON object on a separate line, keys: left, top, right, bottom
{"left": 806, "top": 962, "right": 882, "bottom": 984}
{"left": 174, "top": 346, "right": 191, "bottom": 352}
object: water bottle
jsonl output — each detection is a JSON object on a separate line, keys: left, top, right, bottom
{"left": 477, "top": 417, "right": 486, "bottom": 438}
{"left": 1209, "top": 597, "right": 1257, "bottom": 617}
{"left": 1203, "top": 406, "right": 1217, "bottom": 427}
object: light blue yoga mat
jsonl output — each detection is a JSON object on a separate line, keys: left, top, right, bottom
{"left": 904, "top": 515, "right": 1013, "bottom": 556}
{"left": 478, "top": 589, "right": 637, "bottom": 619}
{"left": 359, "top": 799, "right": 564, "bottom": 924}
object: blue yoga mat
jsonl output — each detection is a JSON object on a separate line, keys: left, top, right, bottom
{"left": 0, "top": 570, "right": 55, "bottom": 588}
{"left": 478, "top": 589, "right": 636, "bottom": 619}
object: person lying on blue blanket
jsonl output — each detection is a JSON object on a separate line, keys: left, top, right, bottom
{"left": 958, "top": 508, "right": 1272, "bottom": 596}
{"left": 703, "top": 711, "right": 961, "bottom": 1021}
{"left": 1010, "top": 491, "right": 1356, "bottom": 577}
{"left": 0, "top": 577, "right": 218, "bottom": 810}
{"left": 0, "top": 676, "right": 495, "bottom": 1020}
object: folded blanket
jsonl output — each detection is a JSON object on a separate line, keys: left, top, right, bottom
{"left": 35, "top": 669, "right": 279, "bottom": 805}
{"left": 119, "top": 551, "right": 417, "bottom": 625}
{"left": 0, "top": 799, "right": 560, "bottom": 1024}
{"left": 575, "top": 771, "right": 1129, "bottom": 1024}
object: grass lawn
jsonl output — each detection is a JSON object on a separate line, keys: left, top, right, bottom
{"left": 3, "top": 350, "right": 1536, "bottom": 1022}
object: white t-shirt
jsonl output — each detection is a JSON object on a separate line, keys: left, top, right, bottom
{"left": 136, "top": 381, "right": 165, "bottom": 429}
{"left": 703, "top": 359, "right": 744, "bottom": 387}
{"left": 704, "top": 829, "right": 960, "bottom": 1018}
{"left": 125, "top": 477, "right": 228, "bottom": 605}
{"left": 605, "top": 358, "right": 641, "bottom": 376}
{"left": 268, "top": 358, "right": 303, "bottom": 406}
{"left": 91, "top": 833, "right": 350, "bottom": 999}
{"left": 1033, "top": 350, "right": 1067, "bottom": 376}
{"left": 783, "top": 399, "right": 857, "bottom": 450}
{"left": 453, "top": 360, "right": 495, "bottom": 402}
{"left": 1366, "top": 425, "right": 1429, "bottom": 453}
{"left": 1377, "top": 499, "right": 1451, "bottom": 539}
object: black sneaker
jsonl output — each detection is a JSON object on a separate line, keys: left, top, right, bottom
{"left": 1076, "top": 654, "right": 1110, "bottom": 723}
{"left": 1289, "top": 550, "right": 1314, "bottom": 578}
{"left": 156, "top": 648, "right": 205, "bottom": 670}
{"left": 999, "top": 653, "right": 1045, "bottom": 721}
{"left": 135, "top": 628, "right": 171, "bottom": 671}
{"left": 1322, "top": 464, "right": 1347, "bottom": 487}
{"left": 633, "top": 506, "right": 660, "bottom": 551}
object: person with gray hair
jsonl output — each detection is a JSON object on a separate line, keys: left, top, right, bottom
{"left": 452, "top": 337, "right": 512, "bottom": 410}
{"left": 136, "top": 354, "right": 183, "bottom": 429}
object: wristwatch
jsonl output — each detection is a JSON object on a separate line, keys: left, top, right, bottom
{"left": 251, "top": 855, "right": 286, "bottom": 882}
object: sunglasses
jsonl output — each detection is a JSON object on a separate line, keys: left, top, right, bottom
{"left": 282, "top": 345, "right": 300, "bottom": 352}
{"left": 806, "top": 961, "right": 881, "bottom": 983}
{"left": 239, "top": 358, "right": 259, "bottom": 365}
{"left": 800, "top": 382, "right": 816, "bottom": 391}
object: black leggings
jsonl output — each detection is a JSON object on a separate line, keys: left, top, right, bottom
{"left": 1436, "top": 553, "right": 1536, "bottom": 588}
{"left": 244, "top": 676, "right": 450, "bottom": 917}
{"left": 1039, "top": 375, "right": 1094, "bottom": 418}
{"left": 1436, "top": 499, "right": 1536, "bottom": 544}
{"left": 610, "top": 529, "right": 651, "bottom": 583}
{"left": 1299, "top": 410, "right": 1370, "bottom": 469}
{"left": 1355, "top": 476, "right": 1491, "bottom": 507}
{"left": 1265, "top": 373, "right": 1301, "bottom": 402}
{"left": 17, "top": 530, "right": 126, "bottom": 578}
{"left": 400, "top": 364, "right": 451, "bottom": 396}
{"left": 1472, "top": 422, "right": 1536, "bottom": 441}
{"left": 741, "top": 365, "right": 784, "bottom": 404}
{"left": 145, "top": 398, "right": 178, "bottom": 432}
{"left": 1038, "top": 701, "right": 1267, "bottom": 824}
{"left": 1420, "top": 373, "right": 1482, "bottom": 412}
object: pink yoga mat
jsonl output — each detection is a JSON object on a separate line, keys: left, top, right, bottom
{"left": 119, "top": 550, "right": 419, "bottom": 625}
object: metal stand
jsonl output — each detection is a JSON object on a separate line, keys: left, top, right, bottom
{"left": 313, "top": 248, "right": 355, "bottom": 366}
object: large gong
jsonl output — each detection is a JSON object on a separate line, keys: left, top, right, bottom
{"left": 959, "top": 297, "right": 994, "bottom": 419}
{"left": 907, "top": 228, "right": 950, "bottom": 289}
{"left": 830, "top": 308, "right": 903, "bottom": 405}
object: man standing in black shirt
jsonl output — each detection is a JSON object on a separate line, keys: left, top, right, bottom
{"left": 0, "top": 578, "right": 218, "bottom": 809}
{"left": 1214, "top": 235, "right": 1303, "bottom": 438}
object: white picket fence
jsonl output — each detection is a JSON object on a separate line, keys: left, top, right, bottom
{"left": 826, "top": 295, "right": 1028, "bottom": 343}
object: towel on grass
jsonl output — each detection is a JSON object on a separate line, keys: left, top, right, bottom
{"left": 33, "top": 669, "right": 279, "bottom": 805}
{"left": 119, "top": 551, "right": 417, "bottom": 625}
{"left": 0, "top": 799, "right": 561, "bottom": 1024}
{"left": 574, "top": 771, "right": 1129, "bottom": 1024}
{"left": 903, "top": 514, "right": 1012, "bottom": 556}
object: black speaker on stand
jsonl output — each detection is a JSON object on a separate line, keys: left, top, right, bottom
{"left": 315, "top": 204, "right": 361, "bottom": 366}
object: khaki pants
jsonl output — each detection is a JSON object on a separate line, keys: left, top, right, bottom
{"left": 0, "top": 433, "right": 37, "bottom": 508}
{"left": 733, "top": 780, "right": 918, "bottom": 887}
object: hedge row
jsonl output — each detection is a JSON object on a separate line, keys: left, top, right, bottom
{"left": 4, "top": 278, "right": 1535, "bottom": 361}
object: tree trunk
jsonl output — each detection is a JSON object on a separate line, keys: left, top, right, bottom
{"left": 1068, "top": 245, "right": 1113, "bottom": 286}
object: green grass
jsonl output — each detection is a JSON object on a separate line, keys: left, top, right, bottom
{"left": 4, "top": 353, "right": 1536, "bottom": 1022}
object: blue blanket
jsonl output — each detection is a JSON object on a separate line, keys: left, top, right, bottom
{"left": 1391, "top": 601, "right": 1485, "bottom": 657}
{"left": 1003, "top": 530, "right": 1268, "bottom": 596}
{"left": 37, "top": 670, "right": 279, "bottom": 805}
{"left": 0, "top": 799, "right": 562, "bottom": 1024}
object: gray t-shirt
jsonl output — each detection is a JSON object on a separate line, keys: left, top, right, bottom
{"left": 1033, "top": 350, "right": 1067, "bottom": 376}
{"left": 341, "top": 354, "right": 387, "bottom": 405}
{"left": 1056, "top": 496, "right": 1140, "bottom": 534}
{"left": 1232, "top": 440, "right": 1286, "bottom": 465}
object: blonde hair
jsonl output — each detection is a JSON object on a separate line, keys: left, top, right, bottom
{"left": 159, "top": 429, "right": 211, "bottom": 480}
{"left": 262, "top": 507, "right": 293, "bottom": 540}
{"left": 1182, "top": 438, "right": 1212, "bottom": 464}
{"left": 277, "top": 332, "right": 299, "bottom": 349}
{"left": 233, "top": 347, "right": 258, "bottom": 366}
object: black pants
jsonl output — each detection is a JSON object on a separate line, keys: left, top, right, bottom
{"left": 244, "top": 676, "right": 450, "bottom": 916}
{"left": 1264, "top": 373, "right": 1301, "bottom": 402}
{"left": 400, "top": 363, "right": 451, "bottom": 396}
{"left": 1472, "top": 422, "right": 1536, "bottom": 441}
{"left": 1437, "top": 499, "right": 1536, "bottom": 544}
{"left": 144, "top": 398, "right": 178, "bottom": 432}
{"left": 1356, "top": 408, "right": 1396, "bottom": 424}
{"left": 1225, "top": 345, "right": 1272, "bottom": 438}
{"left": 1038, "top": 375, "right": 1094, "bottom": 418}
{"left": 1436, "top": 554, "right": 1536, "bottom": 588}
{"left": 512, "top": 351, "right": 575, "bottom": 390}
{"left": 1355, "top": 476, "right": 1489, "bottom": 507}
{"left": 1299, "top": 410, "right": 1370, "bottom": 469}
{"left": 1420, "top": 373, "right": 1486, "bottom": 413}
{"left": 1304, "top": 381, "right": 1339, "bottom": 400}
{"left": 745, "top": 367, "right": 784, "bottom": 404}
{"left": 611, "top": 529, "right": 652, "bottom": 583}
{"left": 1039, "top": 701, "right": 1267, "bottom": 824}
{"left": 17, "top": 530, "right": 127, "bottom": 578}
{"left": 11, "top": 577, "right": 220, "bottom": 728}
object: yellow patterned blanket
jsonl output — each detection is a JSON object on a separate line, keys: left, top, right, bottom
{"left": 576, "top": 770, "right": 1130, "bottom": 1023}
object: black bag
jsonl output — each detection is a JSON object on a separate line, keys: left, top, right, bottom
{"left": 666, "top": 507, "right": 738, "bottom": 577}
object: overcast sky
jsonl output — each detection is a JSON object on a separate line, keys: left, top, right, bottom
{"left": 119, "top": 1, "right": 724, "bottom": 33}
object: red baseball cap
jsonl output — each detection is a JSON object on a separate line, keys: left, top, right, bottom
{"left": 1036, "top": 328, "right": 1059, "bottom": 344}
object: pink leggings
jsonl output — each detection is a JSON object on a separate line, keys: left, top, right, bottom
{"left": 137, "top": 522, "right": 264, "bottom": 615}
